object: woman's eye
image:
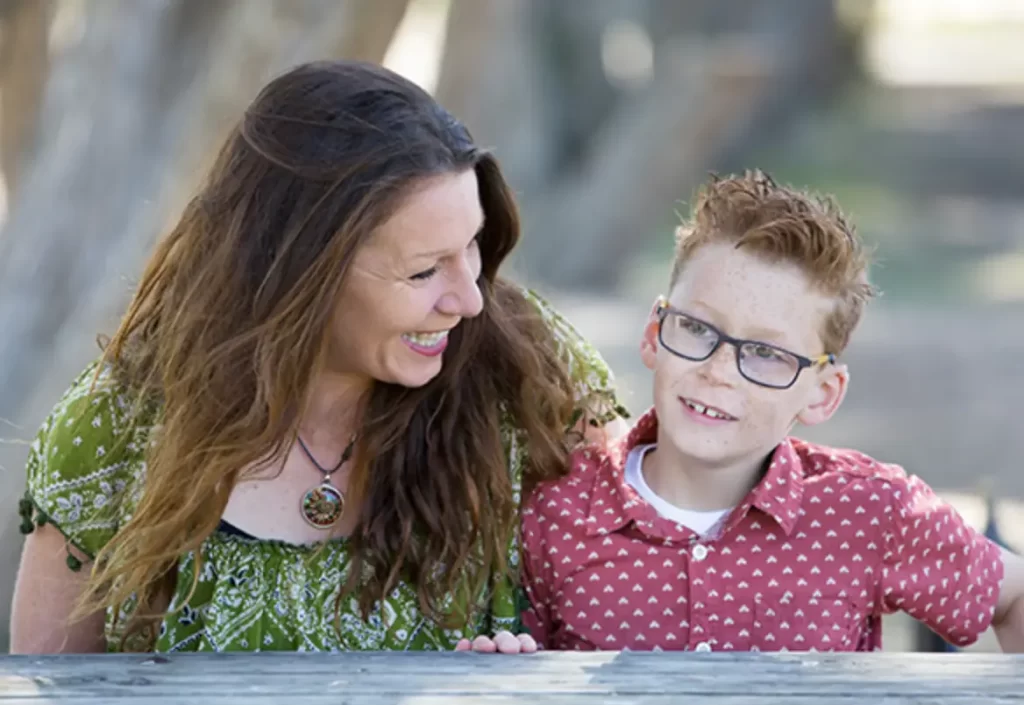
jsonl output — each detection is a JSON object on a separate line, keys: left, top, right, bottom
{"left": 409, "top": 266, "right": 438, "bottom": 281}
{"left": 411, "top": 236, "right": 479, "bottom": 282}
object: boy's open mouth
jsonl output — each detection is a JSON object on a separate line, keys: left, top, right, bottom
{"left": 681, "top": 397, "right": 737, "bottom": 421}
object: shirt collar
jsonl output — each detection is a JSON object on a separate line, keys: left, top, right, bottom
{"left": 585, "top": 407, "right": 805, "bottom": 538}
{"left": 584, "top": 409, "right": 659, "bottom": 537}
{"left": 742, "top": 437, "right": 805, "bottom": 536}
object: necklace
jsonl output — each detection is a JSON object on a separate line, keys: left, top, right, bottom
{"left": 297, "top": 434, "right": 355, "bottom": 529}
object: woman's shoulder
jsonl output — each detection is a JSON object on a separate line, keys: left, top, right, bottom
{"left": 20, "top": 358, "right": 156, "bottom": 562}
{"left": 519, "top": 288, "right": 585, "bottom": 348}
{"left": 519, "top": 286, "right": 629, "bottom": 425}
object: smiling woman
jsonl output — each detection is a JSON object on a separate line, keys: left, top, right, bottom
{"left": 9, "top": 60, "right": 627, "bottom": 654}
{"left": 331, "top": 170, "right": 485, "bottom": 389}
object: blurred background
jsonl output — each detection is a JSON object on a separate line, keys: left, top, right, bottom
{"left": 1, "top": 0, "right": 1023, "bottom": 652}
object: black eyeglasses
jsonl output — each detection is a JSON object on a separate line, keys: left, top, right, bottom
{"left": 655, "top": 297, "right": 835, "bottom": 390}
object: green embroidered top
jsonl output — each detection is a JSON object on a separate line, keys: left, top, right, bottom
{"left": 18, "top": 290, "right": 627, "bottom": 653}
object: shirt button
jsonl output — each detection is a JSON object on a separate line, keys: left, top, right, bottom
{"left": 692, "top": 544, "right": 708, "bottom": 561}
{"left": 695, "top": 641, "right": 712, "bottom": 652}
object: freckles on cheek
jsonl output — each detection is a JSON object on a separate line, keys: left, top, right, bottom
{"left": 744, "top": 407, "right": 787, "bottom": 447}
{"left": 653, "top": 369, "right": 680, "bottom": 403}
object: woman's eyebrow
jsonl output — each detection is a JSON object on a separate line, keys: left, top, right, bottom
{"left": 407, "top": 221, "right": 485, "bottom": 262}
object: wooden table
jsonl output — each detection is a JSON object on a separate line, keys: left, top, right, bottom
{"left": 1, "top": 651, "right": 1022, "bottom": 703}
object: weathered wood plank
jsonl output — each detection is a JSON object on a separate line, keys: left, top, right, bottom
{"left": 2, "top": 696, "right": 1024, "bottom": 700}
{"left": 0, "top": 694, "right": 1019, "bottom": 703}
{"left": 1, "top": 652, "right": 1022, "bottom": 703}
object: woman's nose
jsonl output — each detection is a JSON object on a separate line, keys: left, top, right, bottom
{"left": 435, "top": 258, "right": 483, "bottom": 318}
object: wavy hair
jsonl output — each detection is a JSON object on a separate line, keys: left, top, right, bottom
{"left": 76, "top": 61, "right": 580, "bottom": 642}
{"left": 672, "top": 170, "right": 876, "bottom": 354}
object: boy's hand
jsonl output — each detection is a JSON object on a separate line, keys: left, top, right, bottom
{"left": 454, "top": 630, "right": 539, "bottom": 654}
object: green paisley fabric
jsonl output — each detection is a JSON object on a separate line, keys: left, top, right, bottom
{"left": 19, "top": 289, "right": 627, "bottom": 653}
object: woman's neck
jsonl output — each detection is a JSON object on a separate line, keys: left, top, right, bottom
{"left": 299, "top": 370, "right": 370, "bottom": 446}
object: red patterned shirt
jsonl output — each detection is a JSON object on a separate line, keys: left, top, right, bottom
{"left": 521, "top": 408, "right": 1004, "bottom": 652}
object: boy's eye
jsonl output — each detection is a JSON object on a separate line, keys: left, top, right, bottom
{"left": 750, "top": 344, "right": 783, "bottom": 361}
{"left": 679, "top": 318, "right": 710, "bottom": 336}
{"left": 409, "top": 266, "right": 438, "bottom": 281}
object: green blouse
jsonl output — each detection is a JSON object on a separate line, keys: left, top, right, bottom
{"left": 18, "top": 290, "right": 627, "bottom": 653}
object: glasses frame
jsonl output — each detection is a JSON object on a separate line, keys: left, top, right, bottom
{"left": 655, "top": 297, "right": 835, "bottom": 390}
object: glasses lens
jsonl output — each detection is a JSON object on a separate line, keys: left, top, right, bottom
{"left": 660, "top": 312, "right": 719, "bottom": 360}
{"left": 738, "top": 342, "right": 801, "bottom": 388}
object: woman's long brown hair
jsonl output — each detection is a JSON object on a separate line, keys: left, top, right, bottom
{"left": 75, "top": 61, "right": 582, "bottom": 641}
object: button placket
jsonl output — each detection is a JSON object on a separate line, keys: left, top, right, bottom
{"left": 686, "top": 540, "right": 711, "bottom": 650}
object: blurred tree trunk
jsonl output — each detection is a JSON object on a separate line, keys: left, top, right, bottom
{"left": 0, "top": 0, "right": 52, "bottom": 198}
{"left": 435, "top": 0, "right": 553, "bottom": 203}
{"left": 0, "top": 0, "right": 410, "bottom": 431}
{"left": 0, "top": 0, "right": 409, "bottom": 651}
{"left": 0, "top": 0, "right": 857, "bottom": 649}
{"left": 436, "top": 0, "right": 650, "bottom": 240}
{"left": 437, "top": 0, "right": 855, "bottom": 291}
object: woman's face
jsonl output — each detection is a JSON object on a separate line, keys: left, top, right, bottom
{"left": 328, "top": 170, "right": 485, "bottom": 388}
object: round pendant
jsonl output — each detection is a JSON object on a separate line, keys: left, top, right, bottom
{"left": 300, "top": 482, "right": 345, "bottom": 529}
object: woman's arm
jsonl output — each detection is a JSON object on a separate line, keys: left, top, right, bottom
{"left": 10, "top": 523, "right": 106, "bottom": 653}
{"left": 12, "top": 361, "right": 146, "bottom": 654}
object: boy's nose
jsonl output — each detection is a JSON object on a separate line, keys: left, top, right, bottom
{"left": 698, "top": 343, "right": 741, "bottom": 387}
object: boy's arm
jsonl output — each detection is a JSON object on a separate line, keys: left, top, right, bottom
{"left": 453, "top": 487, "right": 556, "bottom": 654}
{"left": 519, "top": 492, "right": 554, "bottom": 648}
{"left": 993, "top": 548, "right": 1024, "bottom": 652}
{"left": 880, "top": 474, "right": 1004, "bottom": 649}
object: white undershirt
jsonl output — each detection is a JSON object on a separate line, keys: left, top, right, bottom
{"left": 623, "top": 443, "right": 731, "bottom": 536}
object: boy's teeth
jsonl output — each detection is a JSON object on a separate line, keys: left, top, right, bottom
{"left": 685, "top": 399, "right": 731, "bottom": 420}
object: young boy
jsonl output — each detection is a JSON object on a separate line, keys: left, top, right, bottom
{"left": 515, "top": 170, "right": 1024, "bottom": 653}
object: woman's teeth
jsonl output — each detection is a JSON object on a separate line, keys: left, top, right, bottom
{"left": 402, "top": 331, "right": 448, "bottom": 347}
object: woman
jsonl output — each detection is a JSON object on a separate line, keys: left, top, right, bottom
{"left": 11, "top": 60, "right": 628, "bottom": 653}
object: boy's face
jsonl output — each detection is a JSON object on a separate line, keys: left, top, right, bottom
{"left": 640, "top": 242, "right": 849, "bottom": 471}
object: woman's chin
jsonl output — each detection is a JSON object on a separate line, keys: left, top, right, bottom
{"left": 386, "top": 361, "right": 444, "bottom": 389}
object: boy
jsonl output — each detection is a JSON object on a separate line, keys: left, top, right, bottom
{"left": 513, "top": 171, "right": 1023, "bottom": 653}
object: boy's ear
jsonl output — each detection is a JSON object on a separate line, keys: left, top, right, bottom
{"left": 640, "top": 299, "right": 661, "bottom": 371}
{"left": 796, "top": 363, "right": 849, "bottom": 427}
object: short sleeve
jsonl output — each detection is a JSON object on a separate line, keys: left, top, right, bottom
{"left": 19, "top": 360, "right": 150, "bottom": 566}
{"left": 522, "top": 288, "right": 630, "bottom": 427}
{"left": 880, "top": 474, "right": 1004, "bottom": 647}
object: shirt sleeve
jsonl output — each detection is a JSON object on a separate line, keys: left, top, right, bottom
{"left": 880, "top": 473, "right": 1004, "bottom": 647}
{"left": 19, "top": 360, "right": 149, "bottom": 569}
